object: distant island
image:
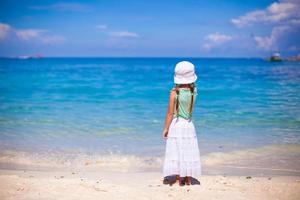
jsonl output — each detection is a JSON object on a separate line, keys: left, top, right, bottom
{"left": 16, "top": 54, "right": 43, "bottom": 59}
{"left": 286, "top": 53, "right": 300, "bottom": 62}
{"left": 269, "top": 53, "right": 282, "bottom": 62}
{"left": 268, "top": 52, "right": 300, "bottom": 62}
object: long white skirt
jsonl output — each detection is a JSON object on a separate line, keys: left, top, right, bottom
{"left": 163, "top": 117, "right": 201, "bottom": 178}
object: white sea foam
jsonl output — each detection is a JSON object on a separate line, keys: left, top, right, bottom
{"left": 202, "top": 144, "right": 300, "bottom": 165}
{"left": 1, "top": 144, "right": 300, "bottom": 175}
{"left": 0, "top": 150, "right": 163, "bottom": 172}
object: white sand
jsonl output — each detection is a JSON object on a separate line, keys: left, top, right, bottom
{"left": 1, "top": 144, "right": 300, "bottom": 199}
{"left": 1, "top": 169, "right": 300, "bottom": 200}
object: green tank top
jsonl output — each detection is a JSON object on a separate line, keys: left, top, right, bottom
{"left": 173, "top": 87, "right": 197, "bottom": 119}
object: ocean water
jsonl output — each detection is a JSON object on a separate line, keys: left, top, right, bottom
{"left": 0, "top": 58, "right": 300, "bottom": 173}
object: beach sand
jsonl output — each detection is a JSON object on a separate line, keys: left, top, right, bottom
{"left": 1, "top": 145, "right": 300, "bottom": 200}
{"left": 1, "top": 169, "right": 300, "bottom": 200}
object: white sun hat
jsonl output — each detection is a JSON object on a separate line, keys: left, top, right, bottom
{"left": 174, "top": 61, "right": 197, "bottom": 84}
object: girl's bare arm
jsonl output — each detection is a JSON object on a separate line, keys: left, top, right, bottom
{"left": 162, "top": 89, "right": 176, "bottom": 138}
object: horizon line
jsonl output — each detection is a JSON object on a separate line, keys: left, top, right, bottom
{"left": 0, "top": 56, "right": 264, "bottom": 59}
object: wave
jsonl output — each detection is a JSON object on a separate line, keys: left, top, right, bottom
{"left": 0, "top": 150, "right": 163, "bottom": 172}
{"left": 202, "top": 144, "right": 300, "bottom": 166}
{"left": 1, "top": 144, "right": 300, "bottom": 175}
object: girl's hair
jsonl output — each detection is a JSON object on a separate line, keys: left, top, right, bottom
{"left": 174, "top": 83, "right": 195, "bottom": 116}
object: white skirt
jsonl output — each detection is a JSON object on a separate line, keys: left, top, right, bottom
{"left": 163, "top": 117, "right": 201, "bottom": 178}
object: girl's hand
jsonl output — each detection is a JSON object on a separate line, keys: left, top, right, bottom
{"left": 162, "top": 129, "right": 168, "bottom": 139}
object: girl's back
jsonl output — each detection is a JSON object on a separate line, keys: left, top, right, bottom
{"left": 173, "top": 87, "right": 197, "bottom": 120}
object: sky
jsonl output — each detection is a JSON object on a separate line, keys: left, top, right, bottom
{"left": 0, "top": 0, "right": 299, "bottom": 57}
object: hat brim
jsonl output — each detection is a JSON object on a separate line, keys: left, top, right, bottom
{"left": 174, "top": 74, "right": 197, "bottom": 84}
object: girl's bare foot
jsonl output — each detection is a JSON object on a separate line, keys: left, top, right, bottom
{"left": 163, "top": 175, "right": 177, "bottom": 186}
{"left": 185, "top": 176, "right": 191, "bottom": 185}
{"left": 179, "top": 177, "right": 185, "bottom": 186}
{"left": 190, "top": 177, "right": 201, "bottom": 185}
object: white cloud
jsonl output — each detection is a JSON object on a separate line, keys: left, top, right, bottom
{"left": 254, "top": 26, "right": 289, "bottom": 51}
{"left": 40, "top": 35, "right": 66, "bottom": 45}
{"left": 231, "top": 0, "right": 300, "bottom": 51}
{"left": 16, "top": 29, "right": 45, "bottom": 40}
{"left": 230, "top": 0, "right": 300, "bottom": 53}
{"left": 16, "top": 29, "right": 65, "bottom": 44}
{"left": 231, "top": 0, "right": 300, "bottom": 27}
{"left": 202, "top": 32, "right": 232, "bottom": 50}
{"left": 109, "top": 31, "right": 139, "bottom": 38}
{"left": 0, "top": 23, "right": 66, "bottom": 45}
{"left": 0, "top": 23, "right": 11, "bottom": 40}
{"left": 94, "top": 25, "right": 140, "bottom": 40}
{"left": 95, "top": 24, "right": 107, "bottom": 30}
{"left": 29, "top": 2, "right": 92, "bottom": 12}
{"left": 231, "top": 11, "right": 266, "bottom": 27}
{"left": 205, "top": 32, "right": 232, "bottom": 43}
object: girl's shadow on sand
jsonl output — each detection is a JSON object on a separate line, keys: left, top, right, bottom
{"left": 163, "top": 175, "right": 200, "bottom": 186}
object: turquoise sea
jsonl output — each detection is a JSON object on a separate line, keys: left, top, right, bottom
{"left": 0, "top": 58, "right": 300, "bottom": 173}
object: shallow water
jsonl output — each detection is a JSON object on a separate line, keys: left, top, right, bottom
{"left": 0, "top": 58, "right": 299, "bottom": 172}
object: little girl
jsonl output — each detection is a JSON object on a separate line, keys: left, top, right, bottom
{"left": 162, "top": 61, "right": 201, "bottom": 186}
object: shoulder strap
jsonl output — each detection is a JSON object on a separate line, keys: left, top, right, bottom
{"left": 174, "top": 87, "right": 180, "bottom": 116}
{"left": 189, "top": 85, "right": 195, "bottom": 117}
